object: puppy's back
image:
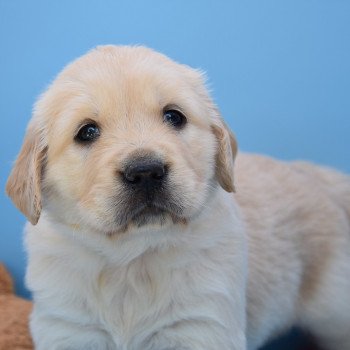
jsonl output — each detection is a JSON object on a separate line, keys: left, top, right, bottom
{"left": 233, "top": 153, "right": 350, "bottom": 348}
{"left": 234, "top": 153, "right": 350, "bottom": 232}
{"left": 291, "top": 160, "right": 350, "bottom": 222}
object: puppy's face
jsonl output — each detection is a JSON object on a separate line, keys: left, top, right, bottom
{"left": 7, "top": 46, "right": 237, "bottom": 235}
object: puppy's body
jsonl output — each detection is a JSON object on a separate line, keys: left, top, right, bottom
{"left": 236, "top": 155, "right": 350, "bottom": 350}
{"left": 6, "top": 46, "right": 350, "bottom": 349}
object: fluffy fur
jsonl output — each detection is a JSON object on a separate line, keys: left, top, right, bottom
{"left": 6, "top": 45, "right": 350, "bottom": 350}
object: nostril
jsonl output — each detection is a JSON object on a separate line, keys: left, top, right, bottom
{"left": 152, "top": 165, "right": 166, "bottom": 180}
{"left": 125, "top": 173, "right": 141, "bottom": 184}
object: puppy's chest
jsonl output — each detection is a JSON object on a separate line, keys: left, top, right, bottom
{"left": 86, "top": 256, "right": 187, "bottom": 343}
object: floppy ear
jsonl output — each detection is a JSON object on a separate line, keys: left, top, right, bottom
{"left": 6, "top": 122, "right": 46, "bottom": 225}
{"left": 211, "top": 117, "right": 238, "bottom": 193}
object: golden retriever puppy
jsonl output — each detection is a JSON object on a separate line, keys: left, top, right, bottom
{"left": 6, "top": 45, "right": 350, "bottom": 350}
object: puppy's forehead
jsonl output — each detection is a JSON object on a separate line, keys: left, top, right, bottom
{"left": 36, "top": 46, "right": 214, "bottom": 138}
{"left": 61, "top": 46, "right": 202, "bottom": 105}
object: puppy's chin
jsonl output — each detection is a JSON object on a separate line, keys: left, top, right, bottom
{"left": 130, "top": 206, "right": 173, "bottom": 226}
{"left": 107, "top": 205, "right": 187, "bottom": 236}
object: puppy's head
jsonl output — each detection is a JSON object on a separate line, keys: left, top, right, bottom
{"left": 6, "top": 46, "right": 237, "bottom": 234}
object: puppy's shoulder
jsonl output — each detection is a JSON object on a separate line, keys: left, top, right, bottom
{"left": 234, "top": 152, "right": 295, "bottom": 191}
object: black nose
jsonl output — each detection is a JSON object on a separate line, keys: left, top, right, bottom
{"left": 123, "top": 158, "right": 167, "bottom": 188}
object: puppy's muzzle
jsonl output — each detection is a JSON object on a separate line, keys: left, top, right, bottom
{"left": 116, "top": 152, "right": 184, "bottom": 228}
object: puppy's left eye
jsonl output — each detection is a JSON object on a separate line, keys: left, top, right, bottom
{"left": 163, "top": 110, "right": 187, "bottom": 129}
{"left": 75, "top": 123, "right": 100, "bottom": 143}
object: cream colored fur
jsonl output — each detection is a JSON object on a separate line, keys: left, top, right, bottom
{"left": 6, "top": 46, "right": 350, "bottom": 350}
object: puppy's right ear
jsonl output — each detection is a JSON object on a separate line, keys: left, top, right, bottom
{"left": 6, "top": 122, "right": 46, "bottom": 225}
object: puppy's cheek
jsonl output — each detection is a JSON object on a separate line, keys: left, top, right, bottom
{"left": 170, "top": 133, "right": 217, "bottom": 215}
{"left": 76, "top": 185, "right": 123, "bottom": 227}
{"left": 181, "top": 128, "right": 217, "bottom": 181}
{"left": 45, "top": 159, "right": 128, "bottom": 232}
{"left": 168, "top": 168, "right": 212, "bottom": 217}
{"left": 45, "top": 154, "right": 86, "bottom": 198}
{"left": 42, "top": 162, "right": 109, "bottom": 227}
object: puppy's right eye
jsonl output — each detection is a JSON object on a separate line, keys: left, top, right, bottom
{"left": 75, "top": 123, "right": 100, "bottom": 143}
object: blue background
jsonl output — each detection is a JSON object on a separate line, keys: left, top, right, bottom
{"left": 0, "top": 1, "right": 349, "bottom": 348}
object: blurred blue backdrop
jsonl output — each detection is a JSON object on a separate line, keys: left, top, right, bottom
{"left": 0, "top": 1, "right": 349, "bottom": 348}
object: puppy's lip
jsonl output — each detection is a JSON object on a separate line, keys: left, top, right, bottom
{"left": 129, "top": 202, "right": 181, "bottom": 223}
{"left": 108, "top": 201, "right": 186, "bottom": 235}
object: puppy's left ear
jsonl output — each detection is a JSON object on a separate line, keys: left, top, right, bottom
{"left": 211, "top": 114, "right": 238, "bottom": 193}
{"left": 6, "top": 121, "right": 46, "bottom": 225}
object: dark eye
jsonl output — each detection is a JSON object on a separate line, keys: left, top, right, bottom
{"left": 163, "top": 109, "right": 187, "bottom": 129}
{"left": 75, "top": 123, "right": 100, "bottom": 143}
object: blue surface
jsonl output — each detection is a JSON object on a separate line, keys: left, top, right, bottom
{"left": 0, "top": 2, "right": 349, "bottom": 347}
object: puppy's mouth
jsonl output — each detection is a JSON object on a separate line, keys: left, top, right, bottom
{"left": 130, "top": 204, "right": 175, "bottom": 226}
{"left": 109, "top": 196, "right": 186, "bottom": 234}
